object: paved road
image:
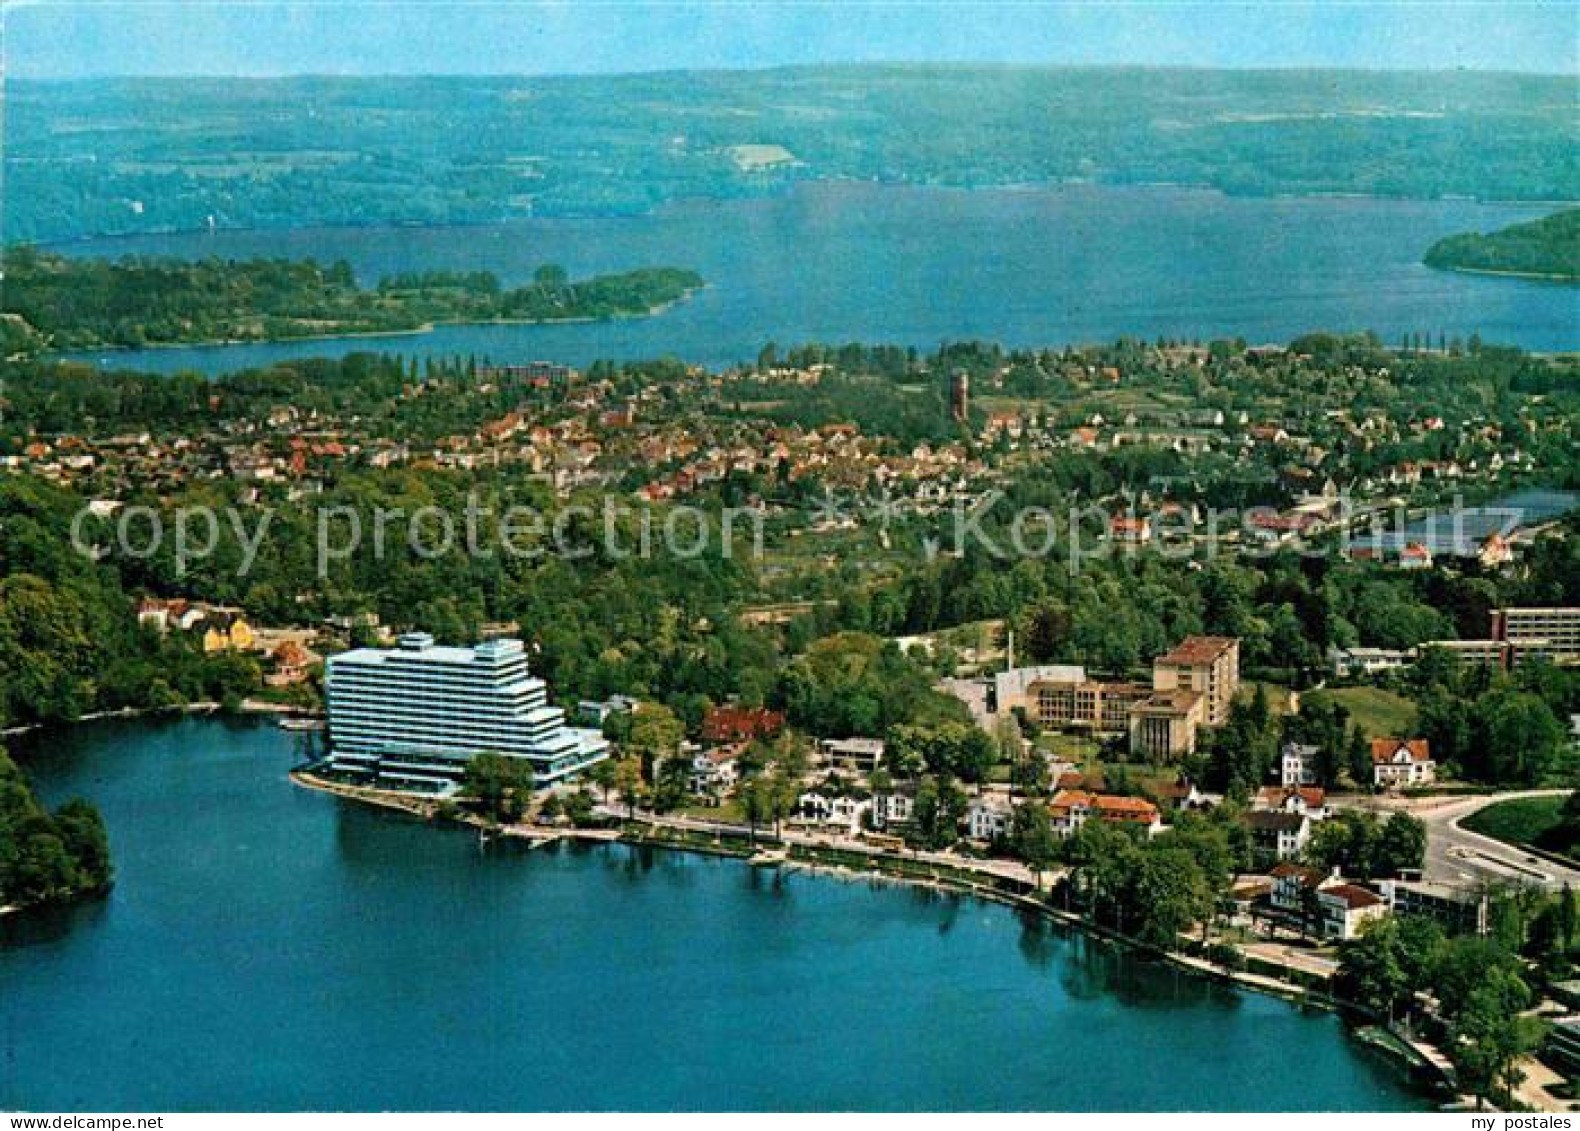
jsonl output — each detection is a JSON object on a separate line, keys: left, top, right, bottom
{"left": 1341, "top": 789, "right": 1578, "bottom": 891}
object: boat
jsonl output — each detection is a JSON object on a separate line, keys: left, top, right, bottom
{"left": 278, "top": 717, "right": 326, "bottom": 732}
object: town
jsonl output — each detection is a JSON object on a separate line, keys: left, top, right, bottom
{"left": 3, "top": 324, "right": 1574, "bottom": 1111}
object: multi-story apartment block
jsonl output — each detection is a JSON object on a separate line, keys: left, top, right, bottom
{"left": 1492, "top": 607, "right": 1580, "bottom": 664}
{"left": 1151, "top": 636, "right": 1241, "bottom": 725}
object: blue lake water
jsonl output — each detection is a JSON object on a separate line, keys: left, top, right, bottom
{"left": 1357, "top": 488, "right": 1580, "bottom": 555}
{"left": 54, "top": 182, "right": 1579, "bottom": 376}
{"left": 0, "top": 717, "right": 1428, "bottom": 1111}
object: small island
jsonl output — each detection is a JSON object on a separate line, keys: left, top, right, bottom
{"left": 1423, "top": 207, "right": 1580, "bottom": 282}
{"left": 1, "top": 247, "right": 705, "bottom": 350}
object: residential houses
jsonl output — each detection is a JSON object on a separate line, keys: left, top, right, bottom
{"left": 1371, "top": 738, "right": 1436, "bottom": 789}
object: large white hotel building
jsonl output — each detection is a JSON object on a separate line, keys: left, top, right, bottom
{"left": 323, "top": 633, "right": 610, "bottom": 792}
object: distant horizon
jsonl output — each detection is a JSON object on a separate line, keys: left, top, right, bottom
{"left": 7, "top": 1, "right": 1577, "bottom": 80}
{"left": 12, "top": 59, "right": 1577, "bottom": 83}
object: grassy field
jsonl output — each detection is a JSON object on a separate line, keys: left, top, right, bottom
{"left": 1306, "top": 686, "right": 1418, "bottom": 738}
{"left": 1462, "top": 794, "right": 1576, "bottom": 863}
{"left": 1240, "top": 682, "right": 1297, "bottom": 715}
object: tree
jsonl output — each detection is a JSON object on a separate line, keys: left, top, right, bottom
{"left": 652, "top": 755, "right": 692, "bottom": 814}
{"left": 1305, "top": 809, "right": 1380, "bottom": 877}
{"left": 626, "top": 703, "right": 685, "bottom": 781}
{"left": 1447, "top": 970, "right": 1544, "bottom": 1108}
{"left": 463, "top": 753, "right": 535, "bottom": 822}
{"left": 612, "top": 758, "right": 646, "bottom": 819}
{"left": 1371, "top": 812, "right": 1427, "bottom": 878}
{"left": 1470, "top": 688, "right": 1565, "bottom": 785}
{"left": 1126, "top": 845, "right": 1213, "bottom": 949}
{"left": 913, "top": 775, "right": 966, "bottom": 849}
{"left": 1346, "top": 727, "right": 1374, "bottom": 790}
{"left": 1010, "top": 801, "right": 1058, "bottom": 881}
{"left": 564, "top": 789, "right": 596, "bottom": 827}
{"left": 1336, "top": 918, "right": 1412, "bottom": 1023}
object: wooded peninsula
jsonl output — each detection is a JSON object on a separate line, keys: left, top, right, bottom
{"left": 1424, "top": 208, "right": 1580, "bottom": 282}
{"left": 0, "top": 248, "right": 704, "bottom": 350}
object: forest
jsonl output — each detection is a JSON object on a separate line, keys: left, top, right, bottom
{"left": 7, "top": 67, "right": 1575, "bottom": 242}
{"left": 0, "top": 747, "right": 111, "bottom": 912}
{"left": 1424, "top": 208, "right": 1580, "bottom": 281}
{"left": 1, "top": 248, "right": 703, "bottom": 348}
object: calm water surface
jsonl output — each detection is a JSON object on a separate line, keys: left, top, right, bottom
{"left": 0, "top": 717, "right": 1427, "bottom": 1111}
{"left": 55, "top": 183, "right": 1578, "bottom": 375}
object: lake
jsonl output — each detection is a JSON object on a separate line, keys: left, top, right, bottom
{"left": 54, "top": 182, "right": 1579, "bottom": 376}
{"left": 0, "top": 716, "right": 1427, "bottom": 1112}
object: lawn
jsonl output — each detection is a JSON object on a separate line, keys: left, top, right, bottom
{"left": 1462, "top": 794, "right": 1576, "bottom": 863}
{"left": 1306, "top": 686, "right": 1418, "bottom": 739}
{"left": 1240, "top": 682, "right": 1297, "bottom": 715}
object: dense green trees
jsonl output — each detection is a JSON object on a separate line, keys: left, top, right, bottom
{"left": 0, "top": 749, "right": 112, "bottom": 909}
{"left": 0, "top": 478, "right": 261, "bottom": 726}
{"left": 1425, "top": 208, "right": 1580, "bottom": 281}
{"left": 1, "top": 247, "right": 703, "bottom": 349}
{"left": 1338, "top": 918, "right": 1548, "bottom": 1107}
{"left": 463, "top": 752, "right": 536, "bottom": 822}
{"left": 9, "top": 70, "right": 1575, "bottom": 244}
{"left": 1061, "top": 811, "right": 1239, "bottom": 949}
{"left": 1304, "top": 811, "right": 1426, "bottom": 880}
{"left": 775, "top": 633, "right": 966, "bottom": 739}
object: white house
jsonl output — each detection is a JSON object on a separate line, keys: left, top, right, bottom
{"left": 1371, "top": 739, "right": 1435, "bottom": 789}
{"left": 689, "top": 747, "right": 741, "bottom": 798}
{"left": 1317, "top": 884, "right": 1390, "bottom": 940}
{"left": 797, "top": 788, "right": 871, "bottom": 835}
{"left": 870, "top": 788, "right": 916, "bottom": 830}
{"left": 967, "top": 794, "right": 1016, "bottom": 842}
{"left": 1247, "top": 810, "right": 1311, "bottom": 862}
{"left": 818, "top": 737, "right": 886, "bottom": 773}
{"left": 1254, "top": 785, "right": 1328, "bottom": 822}
{"left": 1280, "top": 743, "right": 1319, "bottom": 787}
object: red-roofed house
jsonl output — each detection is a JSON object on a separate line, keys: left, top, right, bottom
{"left": 1371, "top": 738, "right": 1435, "bottom": 789}
{"left": 701, "top": 706, "right": 785, "bottom": 745}
{"left": 1048, "top": 790, "right": 1161, "bottom": 837}
{"left": 1254, "top": 786, "right": 1328, "bottom": 821}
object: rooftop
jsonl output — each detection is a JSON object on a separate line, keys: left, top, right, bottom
{"left": 1156, "top": 636, "right": 1238, "bottom": 667}
{"left": 1371, "top": 738, "right": 1432, "bottom": 765}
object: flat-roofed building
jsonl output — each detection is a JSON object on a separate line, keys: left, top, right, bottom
{"left": 1493, "top": 606, "right": 1580, "bottom": 664}
{"left": 1129, "top": 688, "right": 1207, "bottom": 760}
{"left": 818, "top": 736, "right": 886, "bottom": 773}
{"left": 1419, "top": 639, "right": 1510, "bottom": 670}
{"left": 1153, "top": 636, "right": 1240, "bottom": 725}
{"left": 994, "top": 665, "right": 1087, "bottom": 716}
{"left": 324, "top": 633, "right": 610, "bottom": 793}
{"left": 1031, "top": 676, "right": 1150, "bottom": 733}
{"left": 1545, "top": 1017, "right": 1580, "bottom": 1078}
{"left": 1378, "top": 878, "right": 1489, "bottom": 935}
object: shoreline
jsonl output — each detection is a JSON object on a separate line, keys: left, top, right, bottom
{"left": 290, "top": 768, "right": 1454, "bottom": 1102}
{"left": 1424, "top": 263, "right": 1579, "bottom": 284}
{"left": 1, "top": 697, "right": 319, "bottom": 739}
{"left": 32, "top": 180, "right": 1580, "bottom": 253}
{"left": 44, "top": 285, "right": 706, "bottom": 358}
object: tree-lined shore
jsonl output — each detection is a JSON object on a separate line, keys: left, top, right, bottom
{"left": 1, "top": 248, "right": 703, "bottom": 350}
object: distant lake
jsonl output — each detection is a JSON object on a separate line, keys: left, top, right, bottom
{"left": 1357, "top": 488, "right": 1580, "bottom": 555}
{"left": 0, "top": 717, "right": 1427, "bottom": 1112}
{"left": 54, "top": 182, "right": 1579, "bottom": 376}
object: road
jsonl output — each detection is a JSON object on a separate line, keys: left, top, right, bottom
{"left": 1342, "top": 789, "right": 1578, "bottom": 891}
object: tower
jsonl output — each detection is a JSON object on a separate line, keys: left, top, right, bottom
{"left": 950, "top": 371, "right": 970, "bottom": 422}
